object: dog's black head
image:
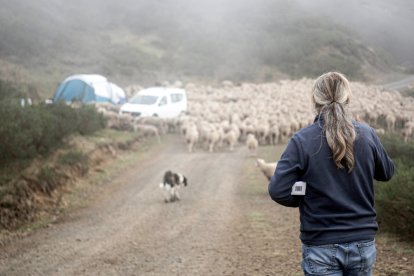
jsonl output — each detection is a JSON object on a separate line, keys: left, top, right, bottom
{"left": 163, "top": 170, "right": 188, "bottom": 187}
{"left": 163, "top": 170, "right": 176, "bottom": 187}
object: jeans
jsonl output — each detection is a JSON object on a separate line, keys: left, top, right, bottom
{"left": 302, "top": 240, "right": 376, "bottom": 276}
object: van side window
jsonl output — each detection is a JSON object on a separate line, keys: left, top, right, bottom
{"left": 171, "top": 93, "right": 183, "bottom": 103}
{"left": 159, "top": 96, "right": 167, "bottom": 106}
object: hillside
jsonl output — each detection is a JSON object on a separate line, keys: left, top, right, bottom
{"left": 0, "top": 0, "right": 400, "bottom": 99}
{"left": 295, "top": 0, "right": 414, "bottom": 68}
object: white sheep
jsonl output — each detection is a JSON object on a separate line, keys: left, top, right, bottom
{"left": 385, "top": 114, "right": 396, "bottom": 131}
{"left": 185, "top": 125, "right": 199, "bottom": 153}
{"left": 117, "top": 113, "right": 135, "bottom": 130}
{"left": 269, "top": 124, "right": 280, "bottom": 145}
{"left": 206, "top": 124, "right": 222, "bottom": 153}
{"left": 133, "top": 124, "right": 161, "bottom": 143}
{"left": 246, "top": 133, "right": 258, "bottom": 155}
{"left": 256, "top": 158, "right": 277, "bottom": 181}
{"left": 256, "top": 123, "right": 270, "bottom": 145}
{"left": 279, "top": 123, "right": 292, "bottom": 142}
{"left": 178, "top": 79, "right": 414, "bottom": 154}
{"left": 134, "top": 116, "right": 168, "bottom": 134}
{"left": 222, "top": 129, "right": 238, "bottom": 151}
{"left": 402, "top": 121, "right": 414, "bottom": 143}
{"left": 97, "top": 108, "right": 118, "bottom": 128}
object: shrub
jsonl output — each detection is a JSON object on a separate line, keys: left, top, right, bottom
{"left": 74, "top": 106, "right": 106, "bottom": 135}
{"left": 0, "top": 100, "right": 42, "bottom": 161}
{"left": 375, "top": 135, "right": 414, "bottom": 239}
{"left": 58, "top": 150, "right": 89, "bottom": 175}
{"left": 379, "top": 134, "right": 414, "bottom": 164}
{"left": 58, "top": 151, "right": 88, "bottom": 166}
{"left": 37, "top": 165, "right": 61, "bottom": 195}
{"left": 0, "top": 99, "right": 105, "bottom": 166}
{"left": 0, "top": 79, "right": 25, "bottom": 101}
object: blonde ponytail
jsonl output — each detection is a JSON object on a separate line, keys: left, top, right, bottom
{"left": 312, "top": 72, "right": 356, "bottom": 172}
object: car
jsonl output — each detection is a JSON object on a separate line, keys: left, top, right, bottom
{"left": 119, "top": 87, "right": 187, "bottom": 118}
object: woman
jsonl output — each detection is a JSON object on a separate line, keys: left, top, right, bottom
{"left": 268, "top": 72, "right": 394, "bottom": 275}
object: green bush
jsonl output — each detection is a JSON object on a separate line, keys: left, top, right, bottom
{"left": 379, "top": 134, "right": 414, "bottom": 164}
{"left": 375, "top": 135, "right": 414, "bottom": 239}
{"left": 0, "top": 100, "right": 42, "bottom": 160}
{"left": 0, "top": 80, "right": 25, "bottom": 101}
{"left": 0, "top": 99, "right": 105, "bottom": 166}
{"left": 58, "top": 150, "right": 89, "bottom": 175}
{"left": 37, "top": 165, "right": 61, "bottom": 195}
{"left": 74, "top": 106, "right": 106, "bottom": 135}
{"left": 58, "top": 151, "right": 88, "bottom": 167}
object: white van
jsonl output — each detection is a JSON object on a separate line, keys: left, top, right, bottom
{"left": 120, "top": 87, "right": 187, "bottom": 118}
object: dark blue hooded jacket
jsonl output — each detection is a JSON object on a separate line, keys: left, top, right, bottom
{"left": 268, "top": 116, "right": 394, "bottom": 245}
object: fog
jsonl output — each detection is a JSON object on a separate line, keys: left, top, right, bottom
{"left": 1, "top": 0, "right": 414, "bottom": 89}
{"left": 293, "top": 0, "right": 414, "bottom": 66}
{"left": 3, "top": 0, "right": 413, "bottom": 61}
{"left": 53, "top": 0, "right": 414, "bottom": 66}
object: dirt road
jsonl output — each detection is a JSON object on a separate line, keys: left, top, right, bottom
{"left": 0, "top": 136, "right": 413, "bottom": 275}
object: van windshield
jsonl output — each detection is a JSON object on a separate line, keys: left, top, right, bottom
{"left": 129, "top": 94, "right": 158, "bottom": 105}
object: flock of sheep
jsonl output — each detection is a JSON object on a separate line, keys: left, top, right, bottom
{"left": 180, "top": 79, "right": 413, "bottom": 151}
{"left": 96, "top": 79, "right": 414, "bottom": 177}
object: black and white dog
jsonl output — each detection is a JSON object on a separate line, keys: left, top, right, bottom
{"left": 159, "top": 170, "right": 188, "bottom": 203}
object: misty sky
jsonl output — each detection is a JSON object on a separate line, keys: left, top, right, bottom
{"left": 2, "top": 0, "right": 413, "bottom": 67}
{"left": 1, "top": 0, "right": 414, "bottom": 89}
{"left": 293, "top": 0, "right": 414, "bottom": 65}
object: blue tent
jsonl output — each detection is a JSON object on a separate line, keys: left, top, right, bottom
{"left": 53, "top": 74, "right": 126, "bottom": 104}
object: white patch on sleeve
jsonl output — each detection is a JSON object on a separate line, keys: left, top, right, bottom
{"left": 291, "top": 181, "right": 306, "bottom": 196}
